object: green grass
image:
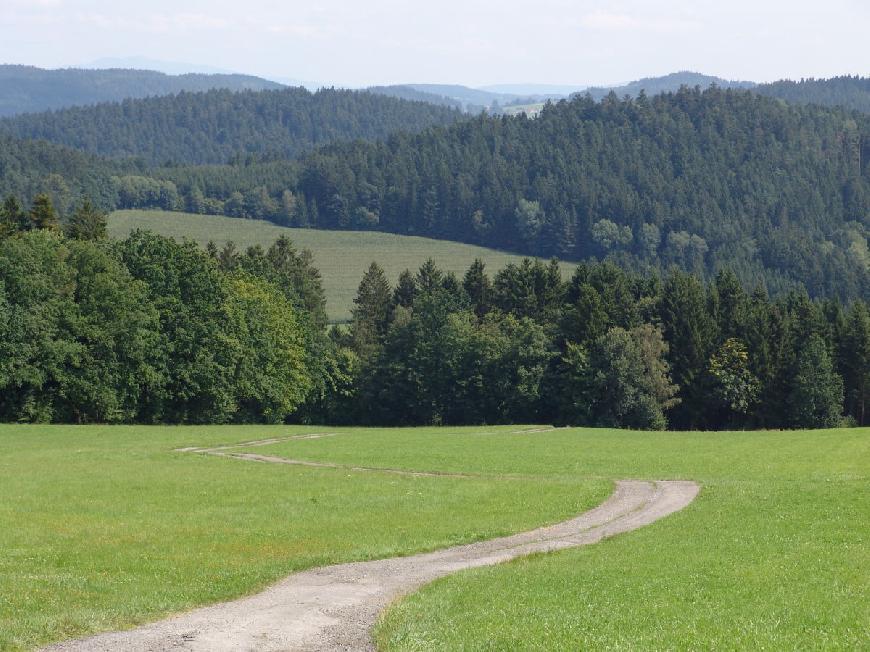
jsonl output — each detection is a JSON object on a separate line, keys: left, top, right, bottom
{"left": 0, "top": 425, "right": 604, "bottom": 651}
{"left": 2, "top": 425, "right": 868, "bottom": 650}
{"left": 108, "top": 210, "right": 576, "bottom": 322}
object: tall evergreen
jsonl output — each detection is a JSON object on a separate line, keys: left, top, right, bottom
{"left": 788, "top": 334, "right": 844, "bottom": 429}
{"left": 351, "top": 262, "right": 393, "bottom": 359}
{"left": 29, "top": 194, "right": 58, "bottom": 231}
{"left": 659, "top": 270, "right": 717, "bottom": 429}
{"left": 65, "top": 198, "right": 107, "bottom": 241}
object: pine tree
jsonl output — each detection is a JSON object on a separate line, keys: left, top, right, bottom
{"left": 351, "top": 262, "right": 393, "bottom": 359}
{"left": 65, "top": 199, "right": 107, "bottom": 241}
{"left": 659, "top": 270, "right": 717, "bottom": 428}
{"left": 463, "top": 259, "right": 491, "bottom": 319}
{"left": 393, "top": 270, "right": 417, "bottom": 308}
{"left": 0, "top": 196, "right": 29, "bottom": 237}
{"left": 841, "top": 302, "right": 870, "bottom": 425}
{"left": 29, "top": 194, "right": 59, "bottom": 231}
{"left": 788, "top": 334, "right": 844, "bottom": 428}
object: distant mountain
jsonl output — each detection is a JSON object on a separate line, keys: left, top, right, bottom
{"left": 581, "top": 71, "right": 756, "bottom": 100}
{"left": 478, "top": 83, "right": 586, "bottom": 96}
{"left": 755, "top": 76, "right": 870, "bottom": 114}
{"left": 83, "top": 57, "right": 237, "bottom": 76}
{"left": 0, "top": 86, "right": 465, "bottom": 165}
{"left": 0, "top": 65, "right": 284, "bottom": 117}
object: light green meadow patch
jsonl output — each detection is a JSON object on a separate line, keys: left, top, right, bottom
{"left": 107, "top": 210, "right": 576, "bottom": 322}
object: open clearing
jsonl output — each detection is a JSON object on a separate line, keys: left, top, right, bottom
{"left": 2, "top": 425, "right": 867, "bottom": 650}
{"left": 107, "top": 210, "right": 576, "bottom": 322}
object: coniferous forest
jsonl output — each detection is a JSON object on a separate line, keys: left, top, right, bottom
{"left": 0, "top": 86, "right": 866, "bottom": 300}
{"left": 0, "top": 87, "right": 464, "bottom": 165}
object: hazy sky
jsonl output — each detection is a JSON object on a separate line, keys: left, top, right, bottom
{"left": 2, "top": 0, "right": 868, "bottom": 87}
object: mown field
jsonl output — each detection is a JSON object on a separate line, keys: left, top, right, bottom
{"left": 108, "top": 210, "right": 575, "bottom": 322}
{"left": 2, "top": 425, "right": 867, "bottom": 650}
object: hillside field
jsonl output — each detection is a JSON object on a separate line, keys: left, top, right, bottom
{"left": 1, "top": 425, "right": 867, "bottom": 650}
{"left": 108, "top": 210, "right": 576, "bottom": 322}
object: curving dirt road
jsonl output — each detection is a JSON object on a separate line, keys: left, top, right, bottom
{"left": 44, "top": 478, "right": 698, "bottom": 651}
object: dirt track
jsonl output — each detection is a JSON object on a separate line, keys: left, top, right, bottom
{"left": 44, "top": 477, "right": 698, "bottom": 651}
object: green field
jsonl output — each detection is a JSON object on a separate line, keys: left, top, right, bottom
{"left": 2, "top": 425, "right": 867, "bottom": 650}
{"left": 108, "top": 210, "right": 575, "bottom": 322}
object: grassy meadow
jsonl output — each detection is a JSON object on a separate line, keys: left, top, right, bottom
{"left": 2, "top": 424, "right": 867, "bottom": 650}
{"left": 108, "top": 210, "right": 576, "bottom": 322}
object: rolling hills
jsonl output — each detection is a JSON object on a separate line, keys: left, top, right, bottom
{"left": 0, "top": 86, "right": 464, "bottom": 165}
{"left": 0, "top": 65, "right": 283, "bottom": 117}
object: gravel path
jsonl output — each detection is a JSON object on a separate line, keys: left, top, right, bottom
{"left": 44, "top": 479, "right": 698, "bottom": 651}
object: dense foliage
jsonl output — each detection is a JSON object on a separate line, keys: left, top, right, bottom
{"left": 0, "top": 87, "right": 464, "bottom": 165}
{"left": 756, "top": 76, "right": 870, "bottom": 114}
{"left": 331, "top": 257, "right": 868, "bottom": 430}
{"left": 0, "top": 65, "right": 282, "bottom": 117}
{"left": 0, "top": 197, "right": 322, "bottom": 423}
{"left": 2, "top": 193, "right": 866, "bottom": 428}
{"left": 0, "top": 134, "right": 134, "bottom": 216}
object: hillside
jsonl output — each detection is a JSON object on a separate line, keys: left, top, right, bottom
{"left": 755, "top": 75, "right": 870, "bottom": 114}
{"left": 581, "top": 71, "right": 756, "bottom": 100}
{"left": 4, "top": 86, "right": 867, "bottom": 301}
{"left": 0, "top": 65, "right": 283, "bottom": 117}
{"left": 281, "top": 87, "right": 868, "bottom": 300}
{"left": 0, "top": 133, "right": 135, "bottom": 216}
{"left": 107, "top": 210, "right": 576, "bottom": 321}
{"left": 0, "top": 87, "right": 465, "bottom": 165}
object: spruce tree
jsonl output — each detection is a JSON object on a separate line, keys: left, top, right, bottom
{"left": 0, "top": 196, "right": 29, "bottom": 237}
{"left": 841, "top": 302, "right": 870, "bottom": 425}
{"left": 788, "top": 334, "right": 844, "bottom": 428}
{"left": 29, "top": 194, "right": 58, "bottom": 231}
{"left": 65, "top": 199, "right": 107, "bottom": 241}
{"left": 393, "top": 270, "right": 417, "bottom": 308}
{"left": 351, "top": 262, "right": 393, "bottom": 359}
{"left": 463, "top": 259, "right": 491, "bottom": 319}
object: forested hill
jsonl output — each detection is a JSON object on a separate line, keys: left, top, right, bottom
{"left": 755, "top": 76, "right": 870, "bottom": 114}
{"left": 0, "top": 87, "right": 465, "bottom": 165}
{"left": 581, "top": 72, "right": 756, "bottom": 100}
{"left": 0, "top": 65, "right": 283, "bottom": 117}
{"left": 1, "top": 86, "right": 867, "bottom": 300}
{"left": 288, "top": 87, "right": 869, "bottom": 299}
{"left": 0, "top": 134, "right": 132, "bottom": 212}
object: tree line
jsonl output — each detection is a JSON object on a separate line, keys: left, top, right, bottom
{"left": 331, "top": 257, "right": 868, "bottom": 430}
{"left": 5, "top": 191, "right": 865, "bottom": 429}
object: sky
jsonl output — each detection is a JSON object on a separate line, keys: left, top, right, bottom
{"left": 1, "top": 0, "right": 868, "bottom": 88}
